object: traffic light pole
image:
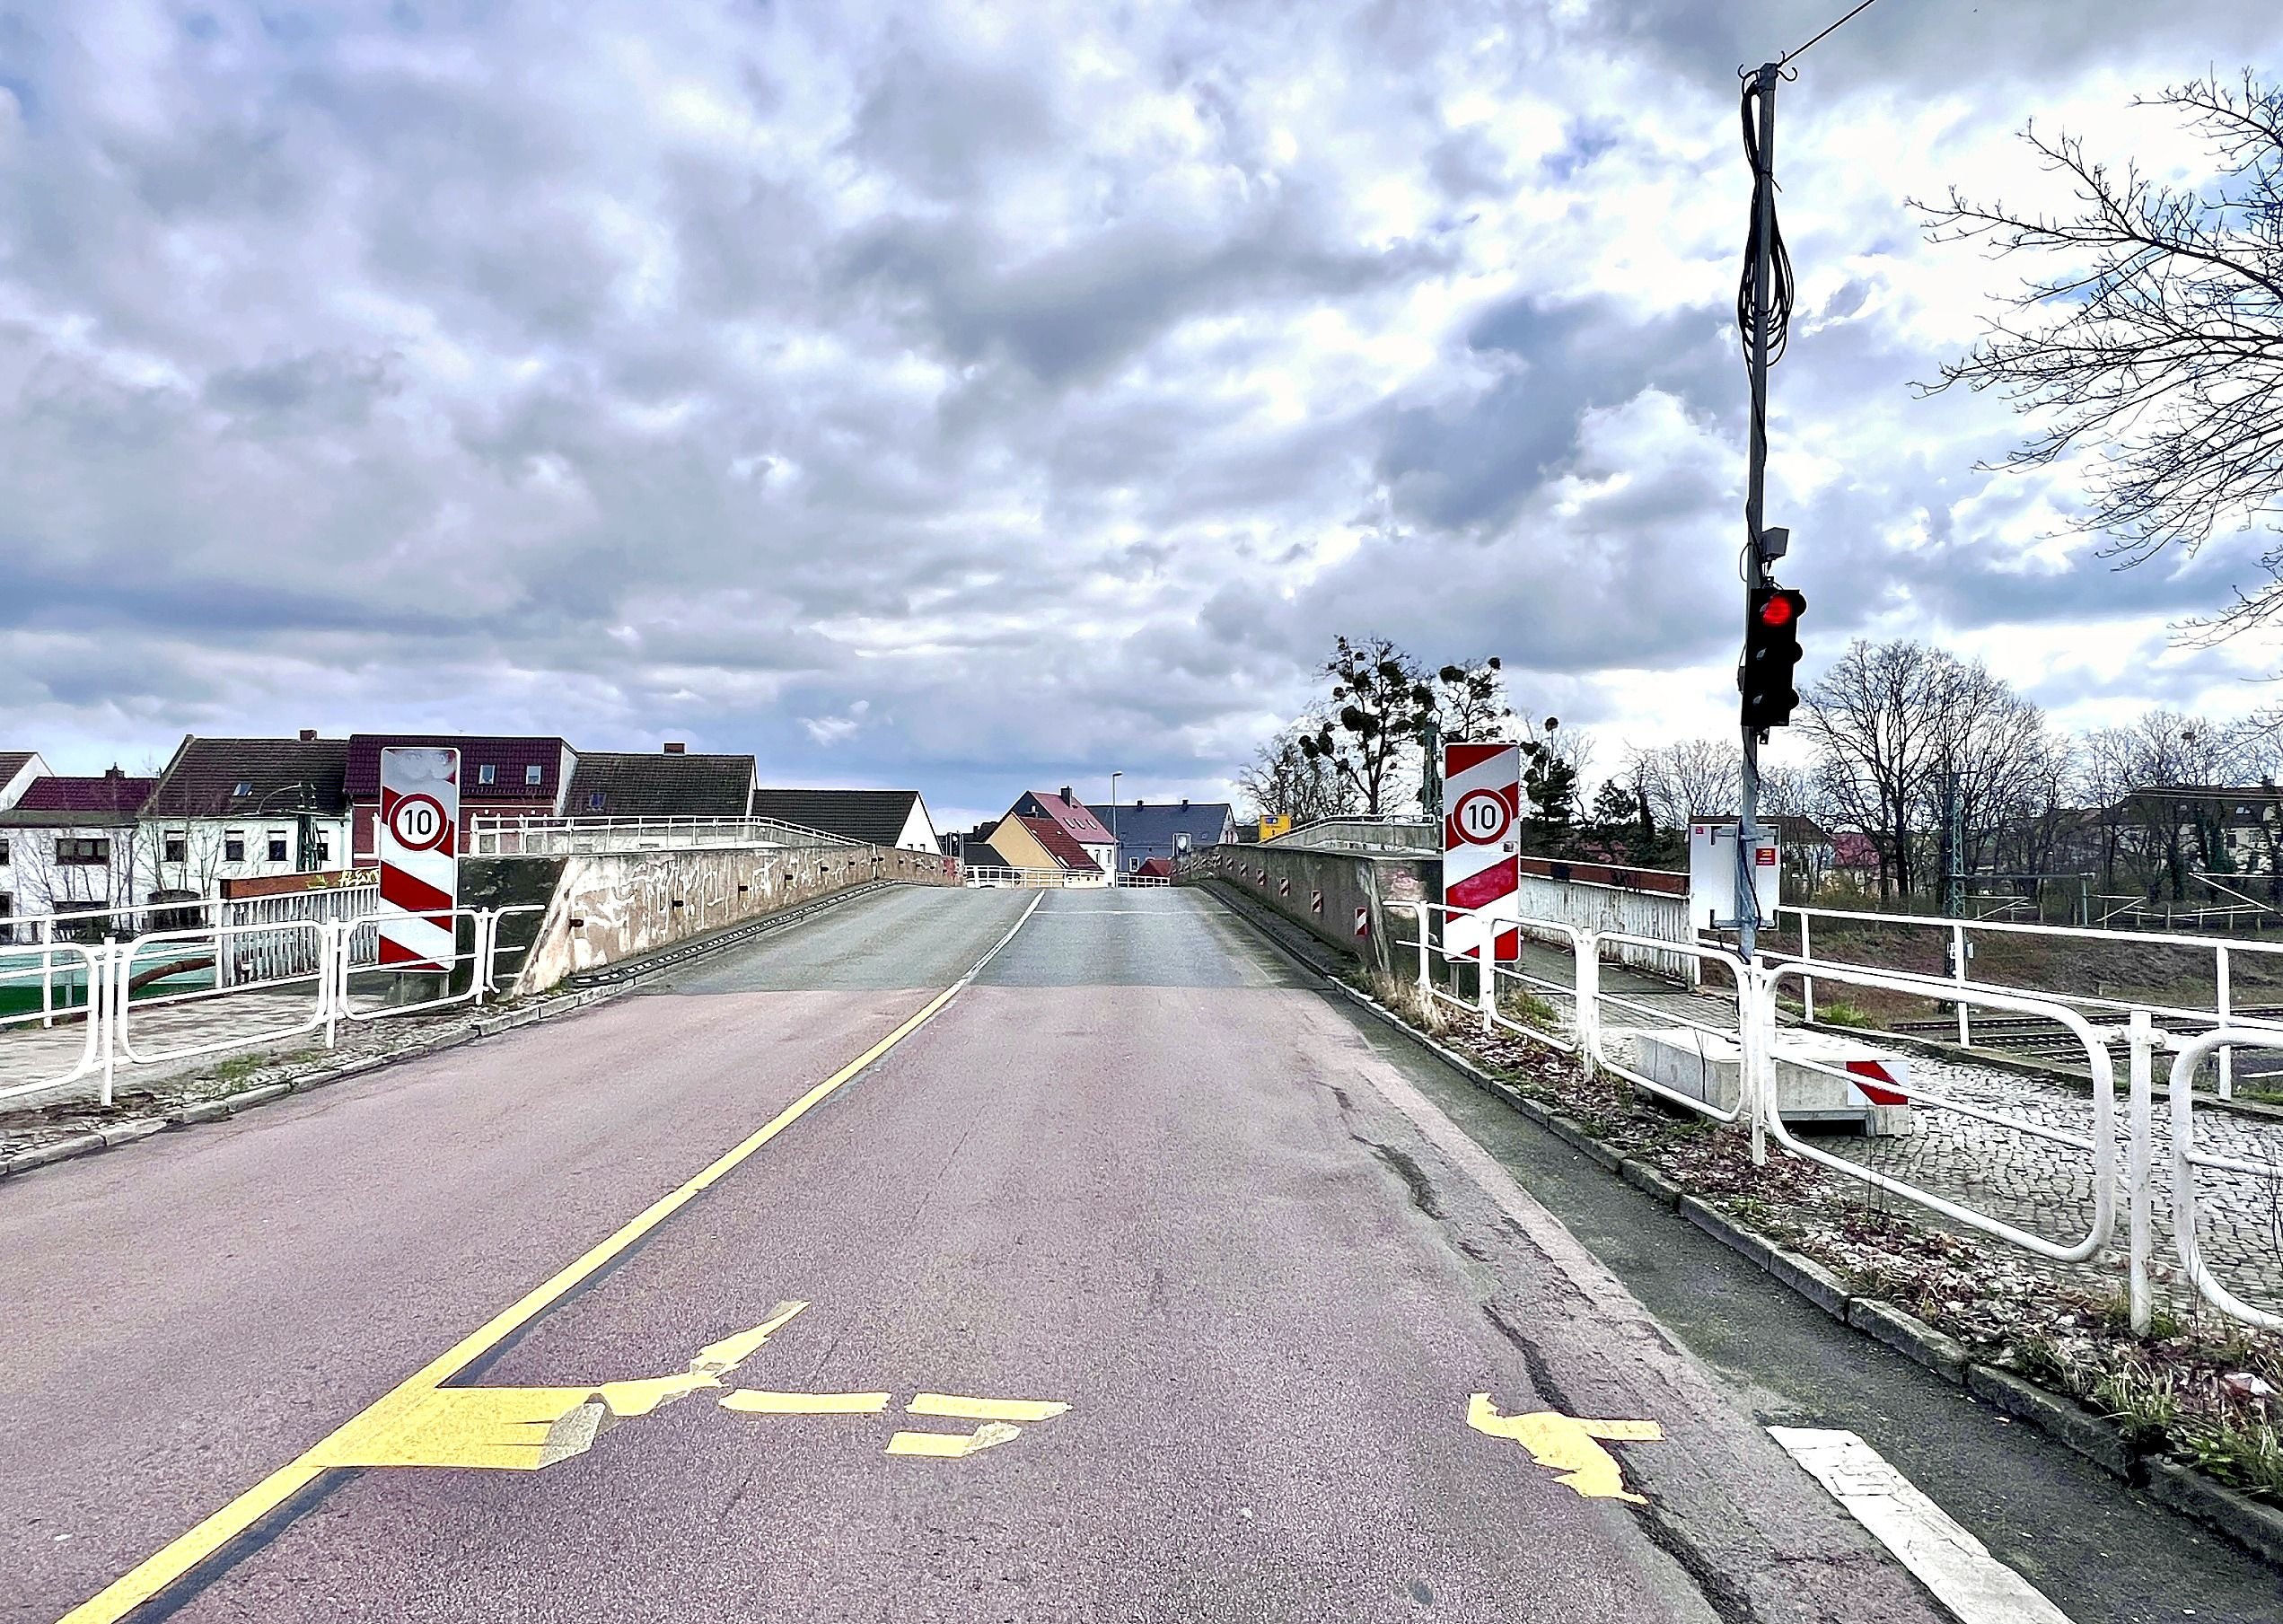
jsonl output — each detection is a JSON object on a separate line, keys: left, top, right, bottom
{"left": 1737, "top": 62, "right": 1778, "bottom": 965}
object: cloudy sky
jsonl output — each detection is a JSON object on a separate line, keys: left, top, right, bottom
{"left": 4, "top": 1, "right": 2281, "bottom": 829}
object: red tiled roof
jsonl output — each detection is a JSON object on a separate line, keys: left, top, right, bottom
{"left": 12, "top": 775, "right": 155, "bottom": 814}
{"left": 1019, "top": 789, "right": 1114, "bottom": 845}
{"left": 345, "top": 735, "right": 570, "bottom": 802}
{"left": 1019, "top": 816, "right": 1101, "bottom": 873}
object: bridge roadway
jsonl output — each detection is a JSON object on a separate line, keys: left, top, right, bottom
{"left": 3, "top": 886, "right": 1962, "bottom": 1621}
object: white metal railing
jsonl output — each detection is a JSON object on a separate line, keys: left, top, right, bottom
{"left": 469, "top": 814, "right": 856, "bottom": 856}
{"left": 1113, "top": 873, "right": 1171, "bottom": 888}
{"left": 2165, "top": 1027, "right": 2283, "bottom": 1332}
{"left": 1777, "top": 903, "right": 2283, "bottom": 1100}
{"left": 961, "top": 865, "right": 1090, "bottom": 888}
{"left": 1761, "top": 961, "right": 2119, "bottom": 1264}
{"left": 0, "top": 909, "right": 540, "bottom": 1109}
{"left": 1366, "top": 896, "right": 2283, "bottom": 1332}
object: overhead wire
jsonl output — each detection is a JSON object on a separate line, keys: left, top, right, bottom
{"left": 1781, "top": 0, "right": 1883, "bottom": 67}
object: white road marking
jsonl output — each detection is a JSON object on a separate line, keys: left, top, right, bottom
{"left": 1768, "top": 1427, "right": 2074, "bottom": 1624}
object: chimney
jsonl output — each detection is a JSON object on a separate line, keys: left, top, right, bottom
{"left": 298, "top": 728, "right": 318, "bottom": 742}
{"left": 1059, "top": 786, "right": 1073, "bottom": 803}
{"left": 104, "top": 765, "right": 124, "bottom": 779}
{"left": 663, "top": 742, "right": 686, "bottom": 754}
{"left": 1181, "top": 797, "right": 1190, "bottom": 807}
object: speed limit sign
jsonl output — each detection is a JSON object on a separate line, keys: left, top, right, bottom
{"left": 1452, "top": 788, "right": 1511, "bottom": 845}
{"left": 1444, "top": 742, "right": 1520, "bottom": 961}
{"left": 388, "top": 793, "right": 450, "bottom": 853}
{"left": 378, "top": 746, "right": 461, "bottom": 972}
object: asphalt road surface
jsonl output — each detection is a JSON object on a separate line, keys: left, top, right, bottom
{"left": 4, "top": 885, "right": 1989, "bottom": 1620}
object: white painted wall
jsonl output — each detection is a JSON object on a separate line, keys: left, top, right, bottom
{"left": 142, "top": 815, "right": 356, "bottom": 898}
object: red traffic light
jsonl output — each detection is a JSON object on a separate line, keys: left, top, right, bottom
{"left": 1758, "top": 593, "right": 1797, "bottom": 628}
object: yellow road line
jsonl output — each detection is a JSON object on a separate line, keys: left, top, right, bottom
{"left": 885, "top": 1422, "right": 1023, "bottom": 1458}
{"left": 718, "top": 1391, "right": 892, "bottom": 1415}
{"left": 58, "top": 892, "right": 1043, "bottom": 1624}
{"left": 906, "top": 1393, "right": 1069, "bottom": 1423}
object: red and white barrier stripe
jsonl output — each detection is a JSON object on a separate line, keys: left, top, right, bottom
{"left": 378, "top": 746, "right": 461, "bottom": 972}
{"left": 1444, "top": 742, "right": 1521, "bottom": 961}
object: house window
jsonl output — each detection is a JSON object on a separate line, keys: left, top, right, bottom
{"left": 478, "top": 764, "right": 497, "bottom": 786}
{"left": 56, "top": 838, "right": 110, "bottom": 865}
{"left": 233, "top": 780, "right": 252, "bottom": 797}
{"left": 316, "top": 833, "right": 331, "bottom": 864}
{"left": 586, "top": 791, "right": 605, "bottom": 812}
{"left": 268, "top": 832, "right": 289, "bottom": 863}
{"left": 163, "top": 832, "right": 186, "bottom": 864}
{"left": 224, "top": 831, "right": 245, "bottom": 863}
{"left": 0, "top": 837, "right": 9, "bottom": 866}
{"left": 525, "top": 764, "right": 543, "bottom": 786}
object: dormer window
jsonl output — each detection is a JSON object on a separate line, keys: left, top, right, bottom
{"left": 233, "top": 780, "right": 252, "bottom": 797}
{"left": 477, "top": 764, "right": 497, "bottom": 786}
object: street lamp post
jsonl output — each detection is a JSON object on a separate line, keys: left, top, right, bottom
{"left": 1109, "top": 772, "right": 1122, "bottom": 872}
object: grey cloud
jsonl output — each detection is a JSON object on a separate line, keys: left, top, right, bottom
{"left": 839, "top": 196, "right": 1448, "bottom": 388}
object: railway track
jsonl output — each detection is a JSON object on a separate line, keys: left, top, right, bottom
{"left": 1885, "top": 1005, "right": 2283, "bottom": 1076}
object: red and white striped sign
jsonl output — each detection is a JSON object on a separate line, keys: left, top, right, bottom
{"left": 1354, "top": 906, "right": 1371, "bottom": 938}
{"left": 378, "top": 746, "right": 460, "bottom": 972}
{"left": 1444, "top": 742, "right": 1521, "bottom": 961}
{"left": 1310, "top": 889, "right": 1322, "bottom": 915}
{"left": 1844, "top": 1058, "right": 1910, "bottom": 1108}
{"left": 1278, "top": 877, "right": 1290, "bottom": 898}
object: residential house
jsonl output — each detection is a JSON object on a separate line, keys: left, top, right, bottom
{"left": 1007, "top": 788, "right": 1117, "bottom": 875}
{"left": 567, "top": 745, "right": 757, "bottom": 820}
{"left": 140, "top": 733, "right": 353, "bottom": 899}
{"left": 0, "top": 768, "right": 158, "bottom": 935}
{"left": 0, "top": 751, "right": 50, "bottom": 811}
{"left": 347, "top": 734, "right": 576, "bottom": 859}
{"left": 986, "top": 812, "right": 1105, "bottom": 886}
{"left": 750, "top": 787, "right": 941, "bottom": 853}
{"left": 1082, "top": 798, "right": 1234, "bottom": 876}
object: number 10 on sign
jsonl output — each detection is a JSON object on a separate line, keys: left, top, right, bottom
{"left": 1443, "top": 743, "right": 1521, "bottom": 962}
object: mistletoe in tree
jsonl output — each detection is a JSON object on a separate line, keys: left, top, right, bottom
{"left": 1298, "top": 636, "right": 1435, "bottom": 817}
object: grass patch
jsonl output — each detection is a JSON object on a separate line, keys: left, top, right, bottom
{"left": 1813, "top": 998, "right": 1874, "bottom": 1029}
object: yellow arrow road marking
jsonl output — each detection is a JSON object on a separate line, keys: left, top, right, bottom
{"left": 906, "top": 1393, "right": 1070, "bottom": 1423}
{"left": 719, "top": 1391, "right": 892, "bottom": 1415}
{"left": 1467, "top": 1394, "right": 1664, "bottom": 1504}
{"left": 305, "top": 1303, "right": 809, "bottom": 1470}
{"left": 886, "top": 1422, "right": 1025, "bottom": 1458}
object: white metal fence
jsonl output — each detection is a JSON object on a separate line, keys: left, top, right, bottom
{"left": 1778, "top": 904, "right": 2283, "bottom": 1099}
{"left": 468, "top": 814, "right": 856, "bottom": 856}
{"left": 961, "top": 865, "right": 1093, "bottom": 888}
{"left": 1392, "top": 901, "right": 2279, "bottom": 1336}
{"left": 0, "top": 908, "right": 537, "bottom": 1110}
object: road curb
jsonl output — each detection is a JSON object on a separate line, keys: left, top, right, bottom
{"left": 1196, "top": 876, "right": 2283, "bottom": 1573}
{"left": 1847, "top": 1297, "right": 1970, "bottom": 1383}
{"left": 1964, "top": 1364, "right": 2137, "bottom": 1479}
{"left": 0, "top": 982, "right": 635, "bottom": 1185}
{"left": 2145, "top": 1458, "right": 2283, "bottom": 1568}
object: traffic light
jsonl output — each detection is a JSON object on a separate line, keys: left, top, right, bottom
{"left": 1741, "top": 585, "right": 1806, "bottom": 730}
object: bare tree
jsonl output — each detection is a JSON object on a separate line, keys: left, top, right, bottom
{"left": 1919, "top": 74, "right": 2283, "bottom": 637}
{"left": 2075, "top": 726, "right": 2142, "bottom": 891}
{"left": 1801, "top": 640, "right": 1947, "bottom": 900}
{"left": 1627, "top": 739, "right": 1741, "bottom": 830}
{"left": 1236, "top": 725, "right": 1357, "bottom": 827}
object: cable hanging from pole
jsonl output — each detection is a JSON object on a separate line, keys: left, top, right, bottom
{"left": 1734, "top": 74, "right": 1794, "bottom": 371}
